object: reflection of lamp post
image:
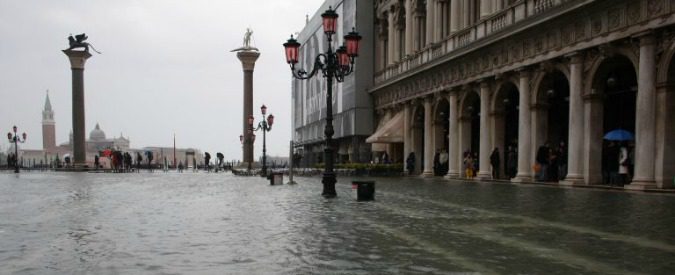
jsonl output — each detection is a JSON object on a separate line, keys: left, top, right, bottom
{"left": 283, "top": 6, "right": 362, "bottom": 198}
{"left": 7, "top": 125, "right": 27, "bottom": 173}
{"left": 251, "top": 104, "right": 274, "bottom": 177}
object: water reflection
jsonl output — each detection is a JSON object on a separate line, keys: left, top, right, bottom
{"left": 0, "top": 172, "right": 674, "bottom": 274}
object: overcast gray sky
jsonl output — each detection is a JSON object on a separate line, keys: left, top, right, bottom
{"left": 0, "top": 0, "right": 321, "bottom": 160}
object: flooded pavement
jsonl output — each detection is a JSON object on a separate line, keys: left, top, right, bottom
{"left": 1, "top": 172, "right": 674, "bottom": 274}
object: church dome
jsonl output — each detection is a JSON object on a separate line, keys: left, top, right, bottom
{"left": 90, "top": 123, "right": 106, "bottom": 141}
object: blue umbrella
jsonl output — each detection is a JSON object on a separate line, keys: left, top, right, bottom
{"left": 604, "top": 129, "right": 634, "bottom": 141}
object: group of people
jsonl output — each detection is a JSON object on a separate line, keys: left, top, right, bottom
{"left": 534, "top": 141, "right": 568, "bottom": 182}
{"left": 95, "top": 151, "right": 144, "bottom": 172}
{"left": 488, "top": 145, "right": 519, "bottom": 180}
{"left": 601, "top": 141, "right": 633, "bottom": 186}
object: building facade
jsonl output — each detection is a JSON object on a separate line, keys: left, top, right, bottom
{"left": 291, "top": 0, "right": 375, "bottom": 166}
{"left": 369, "top": 0, "right": 674, "bottom": 188}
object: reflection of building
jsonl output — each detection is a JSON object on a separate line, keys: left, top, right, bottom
{"left": 368, "top": 0, "right": 674, "bottom": 188}
{"left": 291, "top": 0, "right": 375, "bottom": 166}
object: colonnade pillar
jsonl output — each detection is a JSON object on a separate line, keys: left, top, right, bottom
{"left": 481, "top": 0, "right": 492, "bottom": 18}
{"left": 423, "top": 98, "right": 434, "bottom": 176}
{"left": 387, "top": 11, "right": 396, "bottom": 65}
{"left": 562, "top": 53, "right": 585, "bottom": 185}
{"left": 628, "top": 33, "right": 658, "bottom": 190}
{"left": 447, "top": 90, "right": 460, "bottom": 177}
{"left": 451, "top": 0, "right": 461, "bottom": 32}
{"left": 477, "top": 82, "right": 492, "bottom": 179}
{"left": 426, "top": 0, "right": 435, "bottom": 46}
{"left": 513, "top": 70, "right": 532, "bottom": 182}
{"left": 405, "top": 0, "right": 414, "bottom": 56}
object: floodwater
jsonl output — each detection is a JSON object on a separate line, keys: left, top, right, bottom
{"left": 1, "top": 172, "right": 674, "bottom": 274}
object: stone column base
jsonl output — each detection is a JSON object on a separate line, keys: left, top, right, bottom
{"left": 625, "top": 180, "right": 658, "bottom": 190}
{"left": 476, "top": 171, "right": 491, "bottom": 180}
{"left": 444, "top": 172, "right": 460, "bottom": 179}
{"left": 421, "top": 170, "right": 434, "bottom": 177}
{"left": 511, "top": 174, "right": 532, "bottom": 183}
{"left": 559, "top": 175, "right": 585, "bottom": 186}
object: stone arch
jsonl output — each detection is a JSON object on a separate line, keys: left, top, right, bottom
{"left": 533, "top": 69, "right": 571, "bottom": 181}
{"left": 410, "top": 102, "right": 426, "bottom": 175}
{"left": 585, "top": 53, "right": 638, "bottom": 185}
{"left": 489, "top": 81, "right": 520, "bottom": 179}
{"left": 584, "top": 47, "right": 639, "bottom": 96}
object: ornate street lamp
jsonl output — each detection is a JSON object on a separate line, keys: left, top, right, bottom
{"left": 283, "top": 6, "right": 361, "bottom": 198}
{"left": 7, "top": 125, "right": 27, "bottom": 173}
{"left": 251, "top": 104, "right": 274, "bottom": 177}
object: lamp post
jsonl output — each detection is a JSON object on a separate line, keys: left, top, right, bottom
{"left": 283, "top": 6, "right": 361, "bottom": 198}
{"left": 251, "top": 104, "right": 274, "bottom": 177}
{"left": 7, "top": 125, "right": 27, "bottom": 173}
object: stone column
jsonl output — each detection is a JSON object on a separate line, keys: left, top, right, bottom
{"left": 451, "top": 0, "right": 461, "bottom": 32}
{"left": 405, "top": 0, "right": 414, "bottom": 55}
{"left": 628, "top": 33, "right": 658, "bottom": 190}
{"left": 513, "top": 70, "right": 532, "bottom": 182}
{"left": 426, "top": 0, "right": 435, "bottom": 46}
{"left": 423, "top": 98, "right": 434, "bottom": 176}
{"left": 387, "top": 11, "right": 396, "bottom": 65}
{"left": 561, "top": 53, "right": 585, "bottom": 185}
{"left": 477, "top": 81, "right": 492, "bottom": 179}
{"left": 434, "top": 1, "right": 443, "bottom": 42}
{"left": 63, "top": 49, "right": 92, "bottom": 168}
{"left": 237, "top": 50, "right": 260, "bottom": 166}
{"left": 583, "top": 93, "right": 603, "bottom": 185}
{"left": 480, "top": 0, "right": 492, "bottom": 18}
{"left": 463, "top": 0, "right": 471, "bottom": 28}
{"left": 446, "top": 90, "right": 460, "bottom": 178}
{"left": 403, "top": 103, "right": 412, "bottom": 174}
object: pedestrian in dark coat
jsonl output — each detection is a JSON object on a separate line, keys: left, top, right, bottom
{"left": 490, "top": 148, "right": 500, "bottom": 179}
{"left": 406, "top": 152, "right": 416, "bottom": 175}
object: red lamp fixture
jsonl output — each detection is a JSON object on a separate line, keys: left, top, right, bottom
{"left": 7, "top": 132, "right": 12, "bottom": 140}
{"left": 344, "top": 28, "right": 362, "bottom": 57}
{"left": 261, "top": 104, "right": 267, "bottom": 115}
{"left": 239, "top": 134, "right": 244, "bottom": 144}
{"left": 13, "top": 125, "right": 17, "bottom": 133}
{"left": 321, "top": 7, "right": 338, "bottom": 35}
{"left": 283, "top": 36, "right": 300, "bottom": 65}
{"left": 22, "top": 133, "right": 26, "bottom": 140}
{"left": 336, "top": 46, "right": 349, "bottom": 69}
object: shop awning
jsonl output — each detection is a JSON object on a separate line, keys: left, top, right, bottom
{"left": 366, "top": 112, "right": 403, "bottom": 144}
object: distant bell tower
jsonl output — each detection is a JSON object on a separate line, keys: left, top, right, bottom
{"left": 42, "top": 90, "right": 56, "bottom": 151}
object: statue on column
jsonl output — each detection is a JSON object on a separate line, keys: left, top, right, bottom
{"left": 66, "top": 33, "right": 102, "bottom": 54}
{"left": 231, "top": 28, "right": 259, "bottom": 52}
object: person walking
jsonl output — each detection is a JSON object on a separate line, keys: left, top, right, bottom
{"left": 558, "top": 141, "right": 567, "bottom": 180}
{"left": 507, "top": 145, "right": 518, "bottom": 179}
{"left": 136, "top": 152, "right": 143, "bottom": 172}
{"left": 535, "top": 143, "right": 550, "bottom": 181}
{"left": 406, "top": 152, "right": 416, "bottom": 175}
{"left": 618, "top": 142, "right": 629, "bottom": 186}
{"left": 432, "top": 149, "right": 441, "bottom": 176}
{"left": 463, "top": 151, "right": 474, "bottom": 179}
{"left": 490, "top": 148, "right": 500, "bottom": 180}
{"left": 438, "top": 149, "right": 449, "bottom": 176}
